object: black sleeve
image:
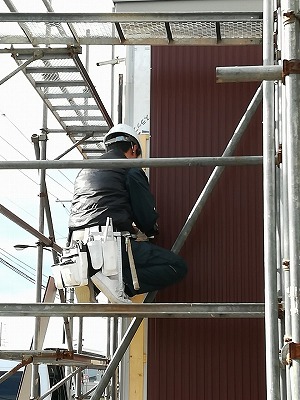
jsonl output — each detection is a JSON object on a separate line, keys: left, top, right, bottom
{"left": 126, "top": 168, "right": 159, "bottom": 236}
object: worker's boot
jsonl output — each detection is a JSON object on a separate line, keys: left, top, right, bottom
{"left": 91, "top": 271, "right": 131, "bottom": 304}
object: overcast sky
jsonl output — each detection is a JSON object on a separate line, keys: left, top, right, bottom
{"left": 0, "top": 0, "right": 120, "bottom": 355}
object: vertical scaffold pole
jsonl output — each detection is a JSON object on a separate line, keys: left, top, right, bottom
{"left": 263, "top": 0, "right": 281, "bottom": 399}
{"left": 277, "top": 1, "right": 292, "bottom": 399}
{"left": 30, "top": 133, "right": 47, "bottom": 399}
{"left": 282, "top": 0, "right": 300, "bottom": 398}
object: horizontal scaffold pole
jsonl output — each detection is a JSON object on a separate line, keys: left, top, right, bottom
{"left": 0, "top": 12, "right": 263, "bottom": 23}
{"left": 0, "top": 156, "right": 263, "bottom": 170}
{"left": 216, "top": 65, "right": 282, "bottom": 83}
{"left": 0, "top": 302, "right": 264, "bottom": 318}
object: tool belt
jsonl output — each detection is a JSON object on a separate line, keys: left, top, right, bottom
{"left": 52, "top": 218, "right": 140, "bottom": 290}
{"left": 52, "top": 241, "right": 89, "bottom": 289}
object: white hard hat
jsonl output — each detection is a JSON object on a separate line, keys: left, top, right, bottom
{"left": 104, "top": 123, "right": 142, "bottom": 154}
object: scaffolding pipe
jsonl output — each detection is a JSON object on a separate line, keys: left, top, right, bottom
{"left": 273, "top": 7, "right": 287, "bottom": 394}
{"left": 281, "top": 74, "right": 293, "bottom": 400}
{"left": 277, "top": 3, "right": 292, "bottom": 400}
{"left": 75, "top": 317, "right": 84, "bottom": 398}
{"left": 0, "top": 358, "right": 32, "bottom": 384}
{"left": 0, "top": 156, "right": 263, "bottom": 170}
{"left": 0, "top": 53, "right": 42, "bottom": 85}
{"left": 216, "top": 65, "right": 282, "bottom": 83}
{"left": 111, "top": 21, "right": 116, "bottom": 123}
{"left": 58, "top": 290, "right": 73, "bottom": 352}
{"left": 54, "top": 132, "right": 94, "bottom": 160}
{"left": 112, "top": 317, "right": 118, "bottom": 400}
{"left": 0, "top": 12, "right": 264, "bottom": 24}
{"left": 73, "top": 53, "right": 113, "bottom": 128}
{"left": 283, "top": 1, "right": 300, "bottom": 398}
{"left": 105, "top": 317, "right": 111, "bottom": 400}
{"left": 274, "top": 58, "right": 288, "bottom": 400}
{"left": 262, "top": 0, "right": 280, "bottom": 398}
{"left": 31, "top": 134, "right": 47, "bottom": 399}
{"left": 0, "top": 204, "right": 62, "bottom": 253}
{"left": 0, "top": 302, "right": 265, "bottom": 318}
{"left": 31, "top": 134, "right": 40, "bottom": 160}
{"left": 172, "top": 84, "right": 263, "bottom": 253}
{"left": 38, "top": 183, "right": 74, "bottom": 352}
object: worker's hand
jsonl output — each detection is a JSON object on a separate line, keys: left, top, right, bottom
{"left": 135, "top": 229, "right": 149, "bottom": 242}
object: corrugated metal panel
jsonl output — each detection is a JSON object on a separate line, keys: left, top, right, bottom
{"left": 148, "top": 46, "right": 265, "bottom": 399}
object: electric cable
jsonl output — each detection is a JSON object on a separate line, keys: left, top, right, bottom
{"left": 0, "top": 247, "right": 49, "bottom": 281}
{"left": 0, "top": 111, "right": 74, "bottom": 195}
{"left": 0, "top": 257, "right": 46, "bottom": 289}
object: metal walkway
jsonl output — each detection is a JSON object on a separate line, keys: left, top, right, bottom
{"left": 0, "top": 12, "right": 263, "bottom": 46}
{"left": 0, "top": 10, "right": 263, "bottom": 159}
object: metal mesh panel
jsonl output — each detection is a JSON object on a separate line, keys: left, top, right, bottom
{"left": 120, "top": 22, "right": 167, "bottom": 40}
{"left": 22, "top": 22, "right": 73, "bottom": 40}
{"left": 171, "top": 21, "right": 216, "bottom": 39}
{"left": 221, "top": 21, "right": 262, "bottom": 39}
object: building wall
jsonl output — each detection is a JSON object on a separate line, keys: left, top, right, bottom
{"left": 148, "top": 45, "right": 265, "bottom": 399}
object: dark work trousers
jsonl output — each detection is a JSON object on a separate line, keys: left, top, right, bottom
{"left": 121, "top": 239, "right": 188, "bottom": 297}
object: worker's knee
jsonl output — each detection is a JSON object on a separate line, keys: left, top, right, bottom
{"left": 170, "top": 256, "right": 188, "bottom": 280}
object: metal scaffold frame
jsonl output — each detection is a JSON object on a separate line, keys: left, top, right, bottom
{"left": 0, "top": 0, "right": 299, "bottom": 399}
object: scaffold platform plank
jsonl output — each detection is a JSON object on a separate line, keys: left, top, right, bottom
{"left": 0, "top": 12, "right": 263, "bottom": 46}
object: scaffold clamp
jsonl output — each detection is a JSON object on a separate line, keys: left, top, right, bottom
{"left": 282, "top": 59, "right": 300, "bottom": 84}
{"left": 280, "top": 341, "right": 300, "bottom": 366}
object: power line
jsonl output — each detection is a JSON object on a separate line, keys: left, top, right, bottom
{"left": 0, "top": 147, "right": 73, "bottom": 197}
{"left": 0, "top": 257, "right": 46, "bottom": 289}
{"left": 0, "top": 112, "right": 74, "bottom": 195}
{"left": 0, "top": 249, "right": 49, "bottom": 288}
{"left": 0, "top": 247, "right": 49, "bottom": 281}
{"left": 0, "top": 111, "right": 32, "bottom": 145}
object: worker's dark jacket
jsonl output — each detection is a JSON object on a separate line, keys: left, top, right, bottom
{"left": 68, "top": 148, "right": 158, "bottom": 236}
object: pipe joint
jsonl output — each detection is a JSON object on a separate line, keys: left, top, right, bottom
{"left": 278, "top": 300, "right": 284, "bottom": 320}
{"left": 280, "top": 342, "right": 300, "bottom": 366}
{"left": 282, "top": 258, "right": 290, "bottom": 271}
{"left": 283, "top": 10, "right": 300, "bottom": 24}
{"left": 275, "top": 144, "right": 282, "bottom": 167}
{"left": 282, "top": 59, "right": 300, "bottom": 83}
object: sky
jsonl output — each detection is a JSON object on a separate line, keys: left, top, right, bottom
{"left": 0, "top": 0, "right": 123, "bottom": 356}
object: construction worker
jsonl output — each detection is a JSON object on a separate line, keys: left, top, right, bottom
{"left": 68, "top": 123, "right": 187, "bottom": 303}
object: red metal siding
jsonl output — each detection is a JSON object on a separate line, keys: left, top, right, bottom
{"left": 148, "top": 46, "right": 265, "bottom": 399}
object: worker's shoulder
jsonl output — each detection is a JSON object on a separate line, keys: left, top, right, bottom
{"left": 127, "top": 167, "right": 147, "bottom": 179}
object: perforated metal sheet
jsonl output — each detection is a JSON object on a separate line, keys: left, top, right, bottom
{"left": 0, "top": 12, "right": 263, "bottom": 46}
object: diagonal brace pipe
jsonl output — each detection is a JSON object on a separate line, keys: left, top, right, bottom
{"left": 0, "top": 51, "right": 43, "bottom": 85}
{"left": 88, "top": 84, "right": 263, "bottom": 400}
